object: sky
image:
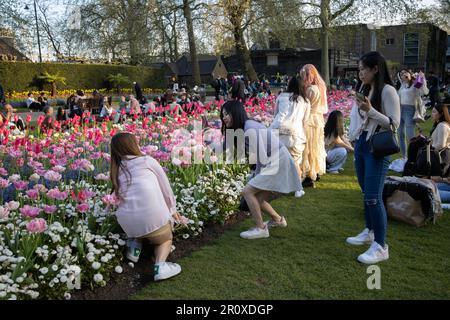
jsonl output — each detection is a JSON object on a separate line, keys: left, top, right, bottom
{"left": 16, "top": 0, "right": 443, "bottom": 62}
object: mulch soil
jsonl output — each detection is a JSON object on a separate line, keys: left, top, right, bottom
{"left": 71, "top": 211, "right": 249, "bottom": 300}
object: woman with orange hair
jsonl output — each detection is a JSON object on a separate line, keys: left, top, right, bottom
{"left": 299, "top": 64, "right": 328, "bottom": 187}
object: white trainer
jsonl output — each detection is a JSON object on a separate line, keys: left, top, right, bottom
{"left": 154, "top": 262, "right": 182, "bottom": 281}
{"left": 265, "top": 216, "right": 287, "bottom": 228}
{"left": 357, "top": 242, "right": 389, "bottom": 264}
{"left": 240, "top": 226, "right": 269, "bottom": 239}
{"left": 346, "top": 228, "right": 374, "bottom": 246}
{"left": 295, "top": 190, "right": 305, "bottom": 198}
{"left": 126, "top": 239, "right": 142, "bottom": 263}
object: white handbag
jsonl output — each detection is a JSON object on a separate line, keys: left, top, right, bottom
{"left": 413, "top": 97, "right": 426, "bottom": 123}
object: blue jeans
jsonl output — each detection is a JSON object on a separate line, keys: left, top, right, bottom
{"left": 326, "top": 147, "right": 347, "bottom": 172}
{"left": 398, "top": 104, "right": 416, "bottom": 158}
{"left": 354, "top": 132, "right": 390, "bottom": 247}
{"left": 437, "top": 183, "right": 450, "bottom": 203}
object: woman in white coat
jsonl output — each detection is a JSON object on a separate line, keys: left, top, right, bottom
{"left": 269, "top": 76, "right": 310, "bottom": 197}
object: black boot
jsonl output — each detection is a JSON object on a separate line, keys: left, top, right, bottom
{"left": 302, "top": 177, "right": 315, "bottom": 188}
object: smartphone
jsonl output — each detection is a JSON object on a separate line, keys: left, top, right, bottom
{"left": 356, "top": 92, "right": 366, "bottom": 102}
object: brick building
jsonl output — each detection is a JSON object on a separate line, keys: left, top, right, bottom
{"left": 297, "top": 23, "right": 448, "bottom": 79}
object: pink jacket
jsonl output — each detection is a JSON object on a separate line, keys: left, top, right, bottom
{"left": 115, "top": 156, "right": 176, "bottom": 238}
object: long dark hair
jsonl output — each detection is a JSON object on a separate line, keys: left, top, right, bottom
{"left": 220, "top": 100, "right": 248, "bottom": 134}
{"left": 56, "top": 106, "right": 65, "bottom": 121}
{"left": 110, "top": 132, "right": 143, "bottom": 199}
{"left": 286, "top": 76, "right": 300, "bottom": 103}
{"left": 324, "top": 110, "right": 345, "bottom": 139}
{"left": 431, "top": 103, "right": 450, "bottom": 135}
{"left": 356, "top": 51, "right": 394, "bottom": 113}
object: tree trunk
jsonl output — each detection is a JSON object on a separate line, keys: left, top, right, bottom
{"left": 320, "top": 0, "right": 330, "bottom": 86}
{"left": 51, "top": 82, "right": 57, "bottom": 97}
{"left": 183, "top": 0, "right": 201, "bottom": 86}
{"left": 321, "top": 27, "right": 330, "bottom": 87}
{"left": 173, "top": 12, "right": 179, "bottom": 61}
{"left": 233, "top": 24, "right": 258, "bottom": 81}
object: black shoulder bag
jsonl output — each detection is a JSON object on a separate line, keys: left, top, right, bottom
{"left": 369, "top": 117, "right": 400, "bottom": 158}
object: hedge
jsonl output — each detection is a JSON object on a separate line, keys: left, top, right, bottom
{"left": 0, "top": 61, "right": 166, "bottom": 92}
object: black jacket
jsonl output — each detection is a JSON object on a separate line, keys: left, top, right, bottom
{"left": 232, "top": 79, "right": 246, "bottom": 101}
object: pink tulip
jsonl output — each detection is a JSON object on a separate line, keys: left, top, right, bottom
{"left": 76, "top": 203, "right": 90, "bottom": 213}
{"left": 6, "top": 201, "right": 20, "bottom": 211}
{"left": 44, "top": 170, "right": 62, "bottom": 182}
{"left": 26, "top": 218, "right": 47, "bottom": 233}
{"left": 0, "top": 206, "right": 9, "bottom": 219}
{"left": 47, "top": 188, "right": 69, "bottom": 201}
{"left": 43, "top": 205, "right": 57, "bottom": 214}
{"left": 20, "top": 205, "right": 42, "bottom": 218}
{"left": 0, "top": 178, "right": 10, "bottom": 189}
{"left": 95, "top": 173, "right": 109, "bottom": 181}
{"left": 52, "top": 165, "right": 66, "bottom": 173}
{"left": 102, "top": 194, "right": 118, "bottom": 206}
{"left": 13, "top": 180, "right": 29, "bottom": 191}
{"left": 26, "top": 189, "right": 39, "bottom": 200}
{"left": 33, "top": 184, "right": 48, "bottom": 193}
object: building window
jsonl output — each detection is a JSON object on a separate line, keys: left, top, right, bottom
{"left": 404, "top": 33, "right": 419, "bottom": 65}
{"left": 385, "top": 38, "right": 394, "bottom": 45}
{"left": 267, "top": 54, "right": 278, "bottom": 66}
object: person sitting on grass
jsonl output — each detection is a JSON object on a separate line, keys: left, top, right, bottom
{"left": 324, "top": 110, "right": 354, "bottom": 174}
{"left": 99, "top": 96, "right": 116, "bottom": 122}
{"left": 430, "top": 102, "right": 450, "bottom": 154}
{"left": 40, "top": 106, "right": 54, "bottom": 133}
{"left": 431, "top": 176, "right": 450, "bottom": 210}
{"left": 128, "top": 95, "right": 141, "bottom": 115}
{"left": 110, "top": 132, "right": 182, "bottom": 281}
{"left": 26, "top": 92, "right": 43, "bottom": 112}
{"left": 0, "top": 104, "right": 25, "bottom": 131}
{"left": 56, "top": 107, "right": 69, "bottom": 130}
{"left": 37, "top": 92, "right": 48, "bottom": 109}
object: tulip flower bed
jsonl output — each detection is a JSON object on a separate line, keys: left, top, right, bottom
{"left": 4, "top": 88, "right": 165, "bottom": 101}
{"left": 0, "top": 92, "right": 354, "bottom": 300}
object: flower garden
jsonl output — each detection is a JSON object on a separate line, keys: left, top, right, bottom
{"left": 0, "top": 91, "right": 354, "bottom": 300}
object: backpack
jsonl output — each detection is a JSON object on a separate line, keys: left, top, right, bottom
{"left": 383, "top": 176, "right": 443, "bottom": 227}
{"left": 414, "top": 144, "right": 448, "bottom": 177}
{"left": 403, "top": 135, "right": 450, "bottom": 178}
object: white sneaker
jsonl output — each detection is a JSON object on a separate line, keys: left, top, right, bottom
{"left": 240, "top": 226, "right": 269, "bottom": 239}
{"left": 442, "top": 204, "right": 450, "bottom": 210}
{"left": 154, "top": 262, "right": 182, "bottom": 281}
{"left": 295, "top": 190, "right": 305, "bottom": 198}
{"left": 265, "top": 216, "right": 287, "bottom": 228}
{"left": 346, "top": 228, "right": 374, "bottom": 246}
{"left": 357, "top": 242, "right": 389, "bottom": 264}
{"left": 126, "top": 239, "right": 142, "bottom": 263}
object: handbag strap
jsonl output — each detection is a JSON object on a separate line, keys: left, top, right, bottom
{"left": 374, "top": 117, "right": 395, "bottom": 134}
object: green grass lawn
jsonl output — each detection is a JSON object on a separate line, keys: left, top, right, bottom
{"left": 134, "top": 115, "right": 449, "bottom": 300}
{"left": 134, "top": 158, "right": 450, "bottom": 300}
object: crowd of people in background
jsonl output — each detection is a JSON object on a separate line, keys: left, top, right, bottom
{"left": 0, "top": 55, "right": 449, "bottom": 281}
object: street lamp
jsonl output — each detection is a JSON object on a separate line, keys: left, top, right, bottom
{"left": 25, "top": 0, "right": 42, "bottom": 63}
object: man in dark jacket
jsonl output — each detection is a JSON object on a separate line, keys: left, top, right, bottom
{"left": 212, "top": 77, "right": 221, "bottom": 101}
{"left": 134, "top": 82, "right": 144, "bottom": 104}
{"left": 232, "top": 76, "right": 246, "bottom": 101}
{"left": 427, "top": 71, "right": 440, "bottom": 109}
